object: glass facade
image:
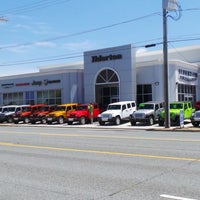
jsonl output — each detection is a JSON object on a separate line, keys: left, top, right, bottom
{"left": 178, "top": 84, "right": 196, "bottom": 102}
{"left": 3, "top": 92, "right": 23, "bottom": 105}
{"left": 137, "top": 84, "right": 152, "bottom": 104}
{"left": 37, "top": 89, "right": 61, "bottom": 105}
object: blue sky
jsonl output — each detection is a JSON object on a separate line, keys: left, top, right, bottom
{"left": 0, "top": 0, "right": 200, "bottom": 76}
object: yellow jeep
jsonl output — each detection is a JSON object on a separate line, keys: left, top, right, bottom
{"left": 46, "top": 103, "right": 77, "bottom": 124}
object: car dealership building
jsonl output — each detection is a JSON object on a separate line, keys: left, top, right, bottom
{"left": 0, "top": 44, "right": 199, "bottom": 106}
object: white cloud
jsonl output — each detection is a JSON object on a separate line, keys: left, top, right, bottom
{"left": 136, "top": 48, "right": 148, "bottom": 55}
{"left": 61, "top": 40, "right": 98, "bottom": 51}
{"left": 34, "top": 41, "right": 56, "bottom": 48}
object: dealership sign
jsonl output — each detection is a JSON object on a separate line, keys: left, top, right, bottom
{"left": 92, "top": 54, "right": 122, "bottom": 63}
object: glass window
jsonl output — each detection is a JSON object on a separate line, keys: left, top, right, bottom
{"left": 137, "top": 84, "right": 152, "bottom": 104}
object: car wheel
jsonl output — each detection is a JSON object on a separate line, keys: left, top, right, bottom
{"left": 130, "top": 120, "right": 136, "bottom": 126}
{"left": 8, "top": 117, "right": 13, "bottom": 123}
{"left": 41, "top": 118, "right": 46, "bottom": 124}
{"left": 58, "top": 117, "right": 64, "bottom": 124}
{"left": 148, "top": 116, "right": 154, "bottom": 126}
{"left": 99, "top": 121, "right": 105, "bottom": 126}
{"left": 80, "top": 117, "right": 86, "bottom": 125}
{"left": 192, "top": 122, "right": 199, "bottom": 127}
{"left": 24, "top": 117, "right": 30, "bottom": 124}
{"left": 158, "top": 119, "right": 164, "bottom": 126}
{"left": 115, "top": 116, "right": 121, "bottom": 125}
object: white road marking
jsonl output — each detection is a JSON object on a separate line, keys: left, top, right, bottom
{"left": 160, "top": 194, "right": 197, "bottom": 200}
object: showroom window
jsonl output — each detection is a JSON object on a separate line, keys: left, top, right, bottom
{"left": 25, "top": 91, "right": 34, "bottom": 105}
{"left": 178, "top": 84, "right": 196, "bottom": 102}
{"left": 3, "top": 92, "right": 23, "bottom": 105}
{"left": 37, "top": 89, "right": 61, "bottom": 105}
{"left": 137, "top": 84, "right": 152, "bottom": 104}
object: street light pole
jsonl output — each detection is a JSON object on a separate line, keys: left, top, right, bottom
{"left": 163, "top": 8, "right": 170, "bottom": 128}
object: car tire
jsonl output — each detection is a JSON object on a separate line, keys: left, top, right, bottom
{"left": 80, "top": 117, "right": 86, "bottom": 125}
{"left": 115, "top": 116, "right": 121, "bottom": 125}
{"left": 192, "top": 122, "right": 199, "bottom": 127}
{"left": 58, "top": 116, "right": 64, "bottom": 124}
{"left": 158, "top": 120, "right": 164, "bottom": 126}
{"left": 24, "top": 117, "right": 30, "bottom": 124}
{"left": 99, "top": 121, "right": 105, "bottom": 126}
{"left": 148, "top": 116, "right": 154, "bottom": 126}
{"left": 130, "top": 120, "right": 136, "bottom": 126}
{"left": 41, "top": 118, "right": 46, "bottom": 124}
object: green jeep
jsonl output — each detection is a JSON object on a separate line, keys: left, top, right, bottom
{"left": 158, "top": 101, "right": 194, "bottom": 126}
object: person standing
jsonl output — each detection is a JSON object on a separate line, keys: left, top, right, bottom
{"left": 88, "top": 103, "right": 93, "bottom": 124}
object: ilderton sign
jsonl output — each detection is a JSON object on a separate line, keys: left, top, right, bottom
{"left": 92, "top": 54, "right": 122, "bottom": 63}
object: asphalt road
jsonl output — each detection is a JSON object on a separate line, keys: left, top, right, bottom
{"left": 0, "top": 126, "right": 199, "bottom": 200}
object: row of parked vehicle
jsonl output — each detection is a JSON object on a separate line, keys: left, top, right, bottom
{"left": 98, "top": 100, "right": 200, "bottom": 127}
{"left": 0, "top": 103, "right": 101, "bottom": 125}
{"left": 0, "top": 100, "right": 199, "bottom": 127}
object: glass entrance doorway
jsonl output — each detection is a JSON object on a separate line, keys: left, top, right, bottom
{"left": 95, "top": 69, "right": 119, "bottom": 108}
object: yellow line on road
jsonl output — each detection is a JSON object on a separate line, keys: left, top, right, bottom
{"left": 0, "top": 141, "right": 199, "bottom": 162}
{"left": 0, "top": 130, "right": 200, "bottom": 143}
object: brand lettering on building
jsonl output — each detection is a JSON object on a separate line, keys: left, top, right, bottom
{"left": 16, "top": 82, "right": 30, "bottom": 87}
{"left": 178, "top": 69, "right": 197, "bottom": 82}
{"left": 92, "top": 54, "right": 122, "bottom": 63}
{"left": 1, "top": 83, "right": 14, "bottom": 88}
{"left": 32, "top": 79, "right": 61, "bottom": 86}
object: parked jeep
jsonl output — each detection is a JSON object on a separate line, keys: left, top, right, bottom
{"left": 158, "top": 101, "right": 194, "bottom": 126}
{"left": 46, "top": 103, "right": 77, "bottom": 124}
{"left": 66, "top": 103, "right": 101, "bottom": 125}
{"left": 0, "top": 105, "right": 22, "bottom": 123}
{"left": 29, "top": 105, "right": 56, "bottom": 124}
{"left": 12, "top": 104, "right": 45, "bottom": 124}
{"left": 191, "top": 110, "right": 200, "bottom": 127}
{"left": 130, "top": 101, "right": 164, "bottom": 126}
{"left": 98, "top": 101, "right": 136, "bottom": 125}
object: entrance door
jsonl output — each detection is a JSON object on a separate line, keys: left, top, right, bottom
{"left": 95, "top": 69, "right": 119, "bottom": 107}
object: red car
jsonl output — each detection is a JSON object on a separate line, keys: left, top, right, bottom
{"left": 66, "top": 103, "right": 101, "bottom": 125}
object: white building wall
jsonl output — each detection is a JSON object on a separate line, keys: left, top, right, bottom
{"left": 84, "top": 44, "right": 136, "bottom": 103}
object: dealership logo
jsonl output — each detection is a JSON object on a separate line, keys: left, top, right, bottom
{"left": 92, "top": 54, "right": 122, "bottom": 63}
{"left": 178, "top": 69, "right": 197, "bottom": 82}
{"left": 32, "top": 79, "right": 60, "bottom": 86}
{"left": 1, "top": 83, "right": 14, "bottom": 88}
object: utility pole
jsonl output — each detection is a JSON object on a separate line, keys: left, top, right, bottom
{"left": 162, "top": 0, "right": 179, "bottom": 128}
{"left": 162, "top": 7, "right": 170, "bottom": 128}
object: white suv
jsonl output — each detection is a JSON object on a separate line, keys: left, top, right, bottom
{"left": 98, "top": 101, "right": 136, "bottom": 125}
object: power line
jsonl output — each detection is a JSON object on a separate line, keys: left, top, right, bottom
{"left": 1, "top": 36, "right": 200, "bottom": 67}
{"left": 0, "top": 12, "right": 161, "bottom": 50}
{"left": 1, "top": 7, "right": 200, "bottom": 51}
{"left": 0, "top": 0, "right": 72, "bottom": 16}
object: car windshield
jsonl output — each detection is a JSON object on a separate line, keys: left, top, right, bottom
{"left": 139, "top": 104, "right": 154, "bottom": 109}
{"left": 107, "top": 104, "right": 121, "bottom": 110}
{"left": 170, "top": 103, "right": 183, "bottom": 109}
{"left": 3, "top": 107, "right": 16, "bottom": 112}
{"left": 77, "top": 105, "right": 87, "bottom": 110}
{"left": 55, "top": 106, "right": 66, "bottom": 111}
{"left": 39, "top": 106, "right": 49, "bottom": 111}
{"left": 22, "top": 106, "right": 31, "bottom": 112}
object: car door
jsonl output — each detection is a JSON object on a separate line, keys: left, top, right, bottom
{"left": 121, "top": 104, "right": 129, "bottom": 119}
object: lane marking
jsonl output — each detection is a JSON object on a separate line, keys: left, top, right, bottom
{"left": 160, "top": 194, "right": 197, "bottom": 200}
{"left": 0, "top": 130, "right": 200, "bottom": 143}
{"left": 0, "top": 141, "right": 200, "bottom": 162}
